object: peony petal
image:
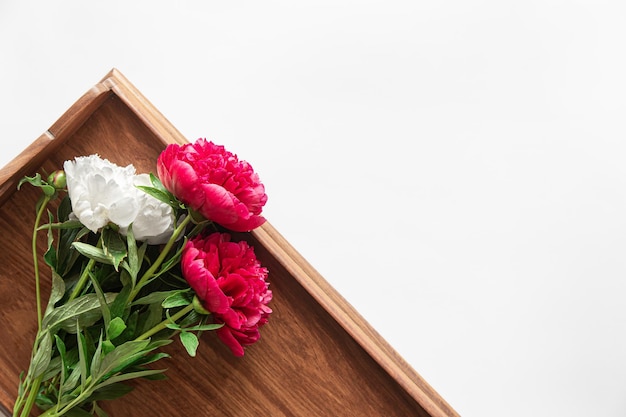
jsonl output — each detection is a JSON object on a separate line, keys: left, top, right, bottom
{"left": 108, "top": 197, "right": 139, "bottom": 228}
{"left": 182, "top": 245, "right": 230, "bottom": 314}
{"left": 216, "top": 326, "right": 245, "bottom": 357}
{"left": 219, "top": 308, "right": 246, "bottom": 329}
{"left": 63, "top": 154, "right": 148, "bottom": 232}
{"left": 180, "top": 231, "right": 271, "bottom": 356}
{"left": 155, "top": 138, "right": 267, "bottom": 231}
{"left": 129, "top": 174, "right": 176, "bottom": 244}
{"left": 168, "top": 160, "right": 205, "bottom": 209}
{"left": 198, "top": 183, "right": 237, "bottom": 224}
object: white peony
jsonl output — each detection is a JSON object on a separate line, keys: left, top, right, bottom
{"left": 64, "top": 155, "right": 175, "bottom": 244}
{"left": 121, "top": 174, "right": 175, "bottom": 245}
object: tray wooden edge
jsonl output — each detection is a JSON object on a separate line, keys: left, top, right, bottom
{"left": 98, "top": 69, "right": 189, "bottom": 148}
{"left": 0, "top": 82, "right": 111, "bottom": 207}
{"left": 0, "top": 67, "right": 185, "bottom": 206}
{"left": 253, "top": 223, "right": 458, "bottom": 417}
{"left": 0, "top": 69, "right": 459, "bottom": 417}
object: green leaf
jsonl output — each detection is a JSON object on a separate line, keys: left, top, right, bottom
{"left": 41, "top": 184, "right": 56, "bottom": 196}
{"left": 90, "top": 333, "right": 104, "bottom": 377}
{"left": 54, "top": 335, "right": 68, "bottom": 387}
{"left": 146, "top": 339, "right": 174, "bottom": 350}
{"left": 166, "top": 323, "right": 223, "bottom": 332}
{"left": 138, "top": 303, "right": 163, "bottom": 337}
{"left": 97, "top": 340, "right": 151, "bottom": 377}
{"left": 136, "top": 185, "right": 180, "bottom": 209}
{"left": 64, "top": 407, "right": 94, "bottom": 417}
{"left": 149, "top": 173, "right": 167, "bottom": 192}
{"left": 88, "top": 382, "right": 134, "bottom": 402}
{"left": 17, "top": 372, "right": 25, "bottom": 398}
{"left": 137, "top": 240, "right": 147, "bottom": 264}
{"left": 58, "top": 195, "right": 73, "bottom": 222}
{"left": 131, "top": 352, "right": 170, "bottom": 368}
{"left": 72, "top": 242, "right": 115, "bottom": 266}
{"left": 43, "top": 344, "right": 78, "bottom": 381}
{"left": 18, "top": 173, "right": 43, "bottom": 189}
{"left": 42, "top": 292, "right": 117, "bottom": 334}
{"left": 107, "top": 317, "right": 126, "bottom": 340}
{"left": 138, "top": 372, "right": 168, "bottom": 381}
{"left": 113, "top": 310, "right": 138, "bottom": 344}
{"left": 179, "top": 331, "right": 199, "bottom": 357}
{"left": 44, "top": 271, "right": 66, "bottom": 316}
{"left": 185, "top": 219, "right": 213, "bottom": 240}
{"left": 124, "top": 225, "right": 139, "bottom": 286}
{"left": 152, "top": 243, "right": 185, "bottom": 279}
{"left": 58, "top": 224, "right": 90, "bottom": 276}
{"left": 162, "top": 291, "right": 192, "bottom": 309}
{"left": 119, "top": 267, "right": 132, "bottom": 287}
{"left": 37, "top": 220, "right": 84, "bottom": 231}
{"left": 109, "top": 284, "right": 131, "bottom": 320}
{"left": 43, "top": 209, "right": 58, "bottom": 270}
{"left": 133, "top": 290, "right": 186, "bottom": 306}
{"left": 178, "top": 309, "right": 202, "bottom": 328}
{"left": 29, "top": 332, "right": 53, "bottom": 379}
{"left": 102, "top": 227, "right": 127, "bottom": 271}
{"left": 35, "top": 392, "right": 55, "bottom": 408}
{"left": 61, "top": 366, "right": 82, "bottom": 395}
{"left": 102, "top": 340, "right": 115, "bottom": 355}
{"left": 41, "top": 355, "right": 63, "bottom": 382}
{"left": 89, "top": 272, "right": 111, "bottom": 335}
{"left": 18, "top": 173, "right": 57, "bottom": 197}
{"left": 93, "top": 402, "right": 110, "bottom": 417}
{"left": 77, "top": 330, "right": 88, "bottom": 389}
{"left": 93, "top": 369, "right": 168, "bottom": 390}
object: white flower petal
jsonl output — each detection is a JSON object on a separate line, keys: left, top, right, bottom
{"left": 64, "top": 155, "right": 138, "bottom": 231}
{"left": 64, "top": 155, "right": 175, "bottom": 243}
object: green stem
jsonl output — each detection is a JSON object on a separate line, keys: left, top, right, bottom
{"left": 14, "top": 196, "right": 51, "bottom": 417}
{"left": 68, "top": 238, "right": 102, "bottom": 302}
{"left": 68, "top": 258, "right": 96, "bottom": 302}
{"left": 17, "top": 375, "right": 42, "bottom": 417}
{"left": 128, "top": 214, "right": 192, "bottom": 303}
{"left": 20, "top": 210, "right": 194, "bottom": 417}
{"left": 32, "top": 196, "right": 50, "bottom": 331}
{"left": 38, "top": 304, "right": 196, "bottom": 417}
{"left": 135, "top": 304, "right": 194, "bottom": 341}
{"left": 12, "top": 378, "right": 30, "bottom": 416}
{"left": 38, "top": 384, "right": 89, "bottom": 417}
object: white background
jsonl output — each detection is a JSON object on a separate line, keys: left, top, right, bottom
{"left": 1, "top": 1, "right": 626, "bottom": 416}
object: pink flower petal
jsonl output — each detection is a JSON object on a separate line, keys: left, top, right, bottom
{"left": 180, "top": 232, "right": 272, "bottom": 356}
{"left": 156, "top": 138, "right": 267, "bottom": 231}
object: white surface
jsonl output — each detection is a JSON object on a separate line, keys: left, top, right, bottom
{"left": 2, "top": 1, "right": 626, "bottom": 416}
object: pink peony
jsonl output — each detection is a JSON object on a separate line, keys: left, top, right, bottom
{"left": 181, "top": 232, "right": 272, "bottom": 356}
{"left": 157, "top": 139, "right": 267, "bottom": 232}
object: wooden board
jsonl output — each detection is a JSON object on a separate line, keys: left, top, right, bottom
{"left": 0, "top": 69, "right": 458, "bottom": 417}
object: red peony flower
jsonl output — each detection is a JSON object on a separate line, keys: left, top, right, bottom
{"left": 157, "top": 138, "right": 267, "bottom": 232}
{"left": 181, "top": 232, "right": 272, "bottom": 356}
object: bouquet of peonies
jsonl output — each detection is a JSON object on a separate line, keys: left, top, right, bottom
{"left": 12, "top": 139, "right": 272, "bottom": 417}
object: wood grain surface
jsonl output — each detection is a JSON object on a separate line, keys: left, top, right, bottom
{"left": 0, "top": 69, "right": 459, "bottom": 417}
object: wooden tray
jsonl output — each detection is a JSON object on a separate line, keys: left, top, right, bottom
{"left": 0, "top": 69, "right": 458, "bottom": 417}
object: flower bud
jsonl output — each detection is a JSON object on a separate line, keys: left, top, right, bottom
{"left": 47, "top": 170, "right": 66, "bottom": 189}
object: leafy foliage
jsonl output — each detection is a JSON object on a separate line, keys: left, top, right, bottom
{"left": 14, "top": 177, "right": 220, "bottom": 417}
